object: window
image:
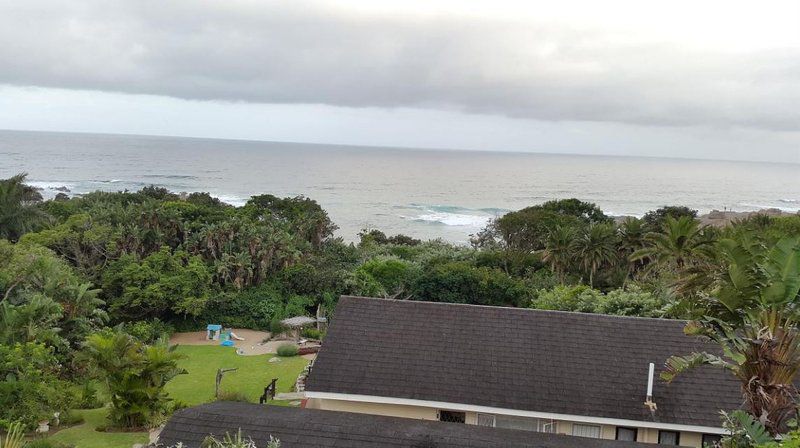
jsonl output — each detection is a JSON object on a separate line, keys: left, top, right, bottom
{"left": 702, "top": 434, "right": 722, "bottom": 447}
{"left": 572, "top": 424, "right": 602, "bottom": 438}
{"left": 658, "top": 430, "right": 680, "bottom": 445}
{"left": 438, "top": 410, "right": 466, "bottom": 423}
{"left": 476, "top": 413, "right": 495, "bottom": 427}
{"left": 494, "top": 415, "right": 555, "bottom": 433}
{"left": 616, "top": 427, "right": 638, "bottom": 441}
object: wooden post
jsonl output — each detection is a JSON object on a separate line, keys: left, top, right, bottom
{"left": 215, "top": 368, "right": 238, "bottom": 399}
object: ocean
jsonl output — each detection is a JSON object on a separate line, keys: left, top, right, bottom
{"left": 1, "top": 129, "right": 798, "bottom": 243}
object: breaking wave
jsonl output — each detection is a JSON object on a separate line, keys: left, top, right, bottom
{"left": 399, "top": 203, "right": 505, "bottom": 228}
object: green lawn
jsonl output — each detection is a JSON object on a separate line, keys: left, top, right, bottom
{"left": 44, "top": 408, "right": 148, "bottom": 448}
{"left": 47, "top": 345, "right": 309, "bottom": 448}
{"left": 166, "top": 345, "right": 309, "bottom": 405}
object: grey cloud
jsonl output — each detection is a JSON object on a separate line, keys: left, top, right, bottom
{"left": 1, "top": 1, "right": 799, "bottom": 131}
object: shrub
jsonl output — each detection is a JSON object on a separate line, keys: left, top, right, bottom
{"left": 119, "top": 318, "right": 174, "bottom": 344}
{"left": 0, "top": 342, "right": 75, "bottom": 431}
{"left": 83, "top": 331, "right": 186, "bottom": 429}
{"left": 75, "top": 381, "right": 102, "bottom": 409}
{"left": 276, "top": 344, "right": 299, "bottom": 357}
{"left": 301, "top": 328, "right": 322, "bottom": 340}
{"left": 531, "top": 285, "right": 666, "bottom": 317}
{"left": 58, "top": 410, "right": 85, "bottom": 426}
{"left": 269, "top": 319, "right": 287, "bottom": 336}
{"left": 532, "top": 285, "right": 600, "bottom": 313}
{"left": 412, "top": 262, "right": 528, "bottom": 307}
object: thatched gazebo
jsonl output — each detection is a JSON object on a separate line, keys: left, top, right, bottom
{"left": 280, "top": 316, "right": 318, "bottom": 340}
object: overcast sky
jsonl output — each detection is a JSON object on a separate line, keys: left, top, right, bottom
{"left": 1, "top": 0, "right": 799, "bottom": 162}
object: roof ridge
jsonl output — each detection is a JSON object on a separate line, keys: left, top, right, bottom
{"left": 339, "top": 295, "right": 686, "bottom": 324}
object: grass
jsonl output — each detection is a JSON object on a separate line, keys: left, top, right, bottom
{"left": 166, "top": 345, "right": 309, "bottom": 405}
{"left": 46, "top": 345, "right": 309, "bottom": 447}
{"left": 45, "top": 408, "right": 147, "bottom": 448}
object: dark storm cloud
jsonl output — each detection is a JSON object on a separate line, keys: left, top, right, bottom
{"left": 1, "top": 1, "right": 799, "bottom": 131}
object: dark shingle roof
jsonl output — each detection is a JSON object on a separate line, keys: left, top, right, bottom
{"left": 305, "top": 296, "right": 743, "bottom": 428}
{"left": 157, "top": 402, "right": 651, "bottom": 448}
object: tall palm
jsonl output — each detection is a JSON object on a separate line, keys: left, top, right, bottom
{"left": 542, "top": 225, "right": 575, "bottom": 283}
{"left": 570, "top": 222, "right": 618, "bottom": 287}
{"left": 662, "top": 237, "right": 800, "bottom": 436}
{"left": 618, "top": 217, "right": 647, "bottom": 282}
{"left": 631, "top": 216, "right": 714, "bottom": 273}
{"left": 0, "top": 173, "right": 51, "bottom": 241}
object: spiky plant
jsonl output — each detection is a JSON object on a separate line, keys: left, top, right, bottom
{"left": 662, "top": 237, "right": 800, "bottom": 436}
{"left": 0, "top": 422, "right": 25, "bottom": 448}
{"left": 0, "top": 173, "right": 51, "bottom": 242}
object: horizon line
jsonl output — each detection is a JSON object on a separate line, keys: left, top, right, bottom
{"left": 1, "top": 127, "right": 796, "bottom": 167}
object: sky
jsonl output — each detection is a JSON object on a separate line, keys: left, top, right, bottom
{"left": 0, "top": 0, "right": 799, "bottom": 163}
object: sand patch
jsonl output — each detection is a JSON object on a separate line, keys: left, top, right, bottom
{"left": 170, "top": 329, "right": 279, "bottom": 356}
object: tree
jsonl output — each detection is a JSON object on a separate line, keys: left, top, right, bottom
{"left": 0, "top": 173, "right": 51, "bottom": 241}
{"left": 569, "top": 222, "right": 618, "bottom": 287}
{"left": 243, "top": 194, "right": 337, "bottom": 249}
{"left": 618, "top": 217, "right": 647, "bottom": 280}
{"left": 642, "top": 205, "right": 698, "bottom": 232}
{"left": 0, "top": 241, "right": 106, "bottom": 362}
{"left": 542, "top": 225, "right": 575, "bottom": 283}
{"left": 662, "top": 237, "right": 800, "bottom": 436}
{"left": 490, "top": 199, "right": 608, "bottom": 253}
{"left": 83, "top": 331, "right": 186, "bottom": 428}
{"left": 632, "top": 216, "right": 714, "bottom": 273}
{"left": 412, "top": 262, "right": 528, "bottom": 307}
{"left": 354, "top": 257, "right": 420, "bottom": 299}
{"left": 103, "top": 247, "right": 213, "bottom": 320}
{"left": 0, "top": 342, "right": 74, "bottom": 430}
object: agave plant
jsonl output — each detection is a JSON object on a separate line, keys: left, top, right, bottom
{"left": 662, "top": 237, "right": 800, "bottom": 436}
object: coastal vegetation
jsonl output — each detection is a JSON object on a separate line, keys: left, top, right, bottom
{"left": 1, "top": 172, "right": 800, "bottom": 445}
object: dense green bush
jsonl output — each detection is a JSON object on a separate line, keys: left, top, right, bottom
{"left": 118, "top": 318, "right": 174, "bottom": 344}
{"left": 0, "top": 342, "right": 75, "bottom": 431}
{"left": 84, "top": 331, "right": 186, "bottom": 429}
{"left": 75, "top": 381, "right": 103, "bottom": 409}
{"left": 354, "top": 257, "right": 420, "bottom": 298}
{"left": 276, "top": 344, "right": 299, "bottom": 357}
{"left": 199, "top": 286, "right": 286, "bottom": 330}
{"left": 531, "top": 285, "right": 666, "bottom": 317}
{"left": 412, "top": 262, "right": 528, "bottom": 307}
{"left": 103, "top": 248, "right": 213, "bottom": 320}
{"left": 301, "top": 328, "right": 323, "bottom": 340}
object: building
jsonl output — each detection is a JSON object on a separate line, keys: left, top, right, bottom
{"left": 157, "top": 401, "right": 651, "bottom": 447}
{"left": 304, "top": 296, "right": 743, "bottom": 447}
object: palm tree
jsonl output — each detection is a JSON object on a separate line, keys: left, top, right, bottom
{"left": 542, "top": 225, "right": 575, "bottom": 283}
{"left": 631, "top": 216, "right": 713, "bottom": 273}
{"left": 662, "top": 237, "right": 800, "bottom": 436}
{"left": 0, "top": 173, "right": 51, "bottom": 241}
{"left": 570, "top": 223, "right": 618, "bottom": 287}
{"left": 618, "top": 217, "right": 647, "bottom": 282}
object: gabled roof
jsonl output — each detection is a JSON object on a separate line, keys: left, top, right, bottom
{"left": 157, "top": 402, "right": 650, "bottom": 448}
{"left": 305, "top": 296, "right": 743, "bottom": 429}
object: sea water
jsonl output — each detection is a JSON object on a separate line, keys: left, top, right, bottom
{"left": 1, "top": 129, "right": 798, "bottom": 243}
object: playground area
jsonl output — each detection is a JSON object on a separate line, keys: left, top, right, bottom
{"left": 169, "top": 328, "right": 279, "bottom": 356}
{"left": 169, "top": 327, "right": 319, "bottom": 359}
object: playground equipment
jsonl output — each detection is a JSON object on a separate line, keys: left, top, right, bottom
{"left": 206, "top": 324, "right": 222, "bottom": 341}
{"left": 220, "top": 331, "right": 235, "bottom": 347}
{"left": 230, "top": 331, "right": 245, "bottom": 341}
